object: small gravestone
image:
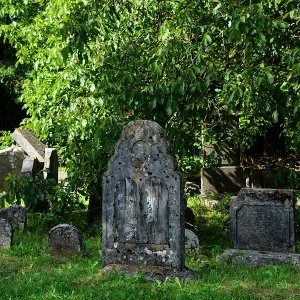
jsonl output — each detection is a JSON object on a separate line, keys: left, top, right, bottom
{"left": 103, "top": 120, "right": 185, "bottom": 273}
{"left": 43, "top": 148, "right": 58, "bottom": 183}
{"left": 21, "top": 156, "right": 43, "bottom": 179}
{"left": 218, "top": 188, "right": 300, "bottom": 267}
{"left": 0, "top": 204, "right": 28, "bottom": 231}
{"left": 12, "top": 128, "right": 46, "bottom": 163}
{"left": 185, "top": 229, "right": 200, "bottom": 252}
{"left": 0, "top": 218, "right": 13, "bottom": 249}
{"left": 48, "top": 224, "right": 85, "bottom": 256}
{"left": 0, "top": 146, "right": 25, "bottom": 191}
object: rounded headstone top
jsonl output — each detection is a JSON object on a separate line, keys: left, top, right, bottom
{"left": 185, "top": 229, "right": 200, "bottom": 252}
{"left": 48, "top": 224, "right": 84, "bottom": 256}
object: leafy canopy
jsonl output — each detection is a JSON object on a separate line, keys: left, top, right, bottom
{"left": 0, "top": 0, "right": 299, "bottom": 196}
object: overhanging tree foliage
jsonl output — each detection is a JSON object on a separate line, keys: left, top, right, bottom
{"left": 0, "top": 0, "right": 299, "bottom": 219}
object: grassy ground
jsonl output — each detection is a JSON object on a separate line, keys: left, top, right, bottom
{"left": 1, "top": 197, "right": 300, "bottom": 300}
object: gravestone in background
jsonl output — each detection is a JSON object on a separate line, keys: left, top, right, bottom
{"left": 218, "top": 188, "right": 300, "bottom": 268}
{"left": 0, "top": 218, "right": 13, "bottom": 249}
{"left": 21, "top": 156, "right": 43, "bottom": 179}
{"left": 102, "top": 120, "right": 185, "bottom": 270}
{"left": 48, "top": 224, "right": 85, "bottom": 256}
{"left": 185, "top": 229, "right": 200, "bottom": 252}
{"left": 0, "top": 146, "right": 25, "bottom": 191}
{"left": 12, "top": 128, "right": 46, "bottom": 163}
{"left": 0, "top": 204, "right": 28, "bottom": 231}
{"left": 230, "top": 188, "right": 295, "bottom": 252}
{"left": 43, "top": 148, "right": 58, "bottom": 183}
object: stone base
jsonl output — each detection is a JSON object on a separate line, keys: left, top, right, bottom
{"left": 217, "top": 249, "right": 300, "bottom": 268}
{"left": 201, "top": 166, "right": 246, "bottom": 194}
{"left": 102, "top": 264, "right": 199, "bottom": 282}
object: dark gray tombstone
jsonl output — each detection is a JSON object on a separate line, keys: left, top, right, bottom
{"left": 48, "top": 224, "right": 85, "bottom": 256}
{"left": 0, "top": 204, "right": 28, "bottom": 231}
{"left": 102, "top": 120, "right": 185, "bottom": 270}
{"left": 43, "top": 148, "right": 58, "bottom": 183}
{"left": 230, "top": 188, "right": 295, "bottom": 253}
{"left": 217, "top": 188, "right": 300, "bottom": 267}
{"left": 12, "top": 128, "right": 46, "bottom": 163}
{"left": 0, "top": 218, "right": 13, "bottom": 249}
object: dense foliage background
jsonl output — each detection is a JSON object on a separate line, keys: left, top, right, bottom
{"left": 0, "top": 0, "right": 299, "bottom": 218}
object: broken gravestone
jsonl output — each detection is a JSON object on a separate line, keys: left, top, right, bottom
{"left": 103, "top": 120, "right": 189, "bottom": 278}
{"left": 12, "top": 128, "right": 46, "bottom": 163}
{"left": 0, "top": 218, "right": 13, "bottom": 249}
{"left": 48, "top": 224, "right": 85, "bottom": 256}
{"left": 218, "top": 188, "right": 300, "bottom": 268}
{"left": 0, "top": 204, "right": 28, "bottom": 231}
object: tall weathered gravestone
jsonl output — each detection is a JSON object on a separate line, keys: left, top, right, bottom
{"left": 102, "top": 120, "right": 185, "bottom": 270}
{"left": 218, "top": 188, "right": 300, "bottom": 268}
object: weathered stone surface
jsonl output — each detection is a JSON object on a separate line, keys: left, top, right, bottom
{"left": 217, "top": 249, "right": 300, "bottom": 268}
{"left": 201, "top": 166, "right": 246, "bottom": 194}
{"left": 48, "top": 224, "right": 85, "bottom": 256}
{"left": 21, "top": 156, "right": 43, "bottom": 179}
{"left": 185, "top": 229, "right": 199, "bottom": 252}
{"left": 103, "top": 264, "right": 199, "bottom": 282}
{"left": 102, "top": 120, "right": 185, "bottom": 270}
{"left": 230, "top": 188, "right": 295, "bottom": 253}
{"left": 43, "top": 148, "right": 58, "bottom": 183}
{"left": 0, "top": 218, "right": 13, "bottom": 249}
{"left": 0, "top": 146, "right": 25, "bottom": 191}
{"left": 0, "top": 204, "right": 28, "bottom": 231}
{"left": 12, "top": 128, "right": 46, "bottom": 163}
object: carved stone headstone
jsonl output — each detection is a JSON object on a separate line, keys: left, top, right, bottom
{"left": 0, "top": 204, "right": 28, "bottom": 231}
{"left": 230, "top": 188, "right": 295, "bottom": 253}
{"left": 102, "top": 120, "right": 185, "bottom": 270}
{"left": 43, "top": 148, "right": 58, "bottom": 183}
{"left": 12, "top": 128, "right": 46, "bottom": 163}
{"left": 48, "top": 224, "right": 85, "bottom": 256}
{"left": 0, "top": 218, "right": 13, "bottom": 249}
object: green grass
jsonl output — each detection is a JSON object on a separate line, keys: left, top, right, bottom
{"left": 1, "top": 201, "right": 300, "bottom": 300}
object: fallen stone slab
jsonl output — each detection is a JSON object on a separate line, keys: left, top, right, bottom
{"left": 217, "top": 249, "right": 300, "bottom": 268}
{"left": 12, "top": 128, "right": 46, "bottom": 163}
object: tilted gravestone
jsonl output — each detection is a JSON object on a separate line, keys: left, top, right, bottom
{"left": 218, "top": 188, "right": 300, "bottom": 268}
{"left": 102, "top": 120, "right": 185, "bottom": 270}
{"left": 230, "top": 188, "right": 295, "bottom": 252}
{"left": 0, "top": 204, "right": 28, "bottom": 232}
{"left": 48, "top": 224, "right": 85, "bottom": 256}
{"left": 12, "top": 128, "right": 46, "bottom": 163}
{"left": 0, "top": 218, "right": 13, "bottom": 249}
